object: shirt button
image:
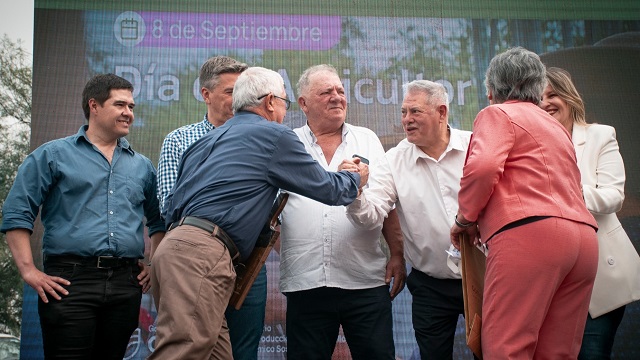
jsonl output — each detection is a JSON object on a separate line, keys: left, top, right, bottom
{"left": 109, "top": 190, "right": 113, "bottom": 194}
{"left": 110, "top": 233, "right": 114, "bottom": 237}
{"left": 109, "top": 211, "right": 113, "bottom": 215}
{"left": 607, "top": 257, "right": 615, "bottom": 266}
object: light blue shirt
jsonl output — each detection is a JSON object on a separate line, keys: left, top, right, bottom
{"left": 1, "top": 126, "right": 165, "bottom": 258}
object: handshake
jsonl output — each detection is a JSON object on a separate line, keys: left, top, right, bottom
{"left": 338, "top": 154, "right": 370, "bottom": 192}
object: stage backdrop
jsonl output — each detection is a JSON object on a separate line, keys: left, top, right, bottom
{"left": 20, "top": 1, "right": 640, "bottom": 359}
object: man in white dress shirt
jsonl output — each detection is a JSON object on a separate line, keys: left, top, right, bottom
{"left": 279, "top": 64, "right": 406, "bottom": 360}
{"left": 346, "top": 80, "right": 472, "bottom": 359}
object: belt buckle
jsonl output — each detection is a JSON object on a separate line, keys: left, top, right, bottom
{"left": 97, "top": 256, "right": 115, "bottom": 269}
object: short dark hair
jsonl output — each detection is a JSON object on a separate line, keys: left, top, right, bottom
{"left": 199, "top": 56, "right": 248, "bottom": 90}
{"left": 82, "top": 73, "right": 133, "bottom": 120}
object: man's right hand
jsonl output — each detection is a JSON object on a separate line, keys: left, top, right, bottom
{"left": 356, "top": 160, "right": 369, "bottom": 189}
{"left": 5, "top": 229, "right": 70, "bottom": 303}
{"left": 22, "top": 266, "right": 70, "bottom": 303}
{"left": 338, "top": 157, "right": 369, "bottom": 190}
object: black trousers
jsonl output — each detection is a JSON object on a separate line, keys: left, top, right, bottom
{"left": 406, "top": 268, "right": 465, "bottom": 360}
{"left": 39, "top": 260, "right": 142, "bottom": 360}
{"left": 285, "top": 285, "right": 395, "bottom": 360}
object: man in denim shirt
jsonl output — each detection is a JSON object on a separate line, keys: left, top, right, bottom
{"left": 156, "top": 56, "right": 268, "bottom": 360}
{"left": 0, "top": 74, "right": 165, "bottom": 359}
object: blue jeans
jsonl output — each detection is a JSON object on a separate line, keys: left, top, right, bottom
{"left": 225, "top": 264, "right": 267, "bottom": 360}
{"left": 578, "top": 305, "right": 626, "bottom": 360}
{"left": 39, "top": 260, "right": 142, "bottom": 360}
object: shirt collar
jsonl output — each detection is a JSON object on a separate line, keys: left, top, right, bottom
{"left": 410, "top": 125, "right": 463, "bottom": 162}
{"left": 75, "top": 125, "right": 134, "bottom": 155}
{"left": 447, "top": 127, "right": 467, "bottom": 152}
{"left": 202, "top": 113, "right": 216, "bottom": 131}
{"left": 304, "top": 122, "right": 350, "bottom": 144}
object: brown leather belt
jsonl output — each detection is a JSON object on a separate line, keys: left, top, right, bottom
{"left": 168, "top": 216, "right": 240, "bottom": 265}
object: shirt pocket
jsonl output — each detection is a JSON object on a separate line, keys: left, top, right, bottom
{"left": 126, "top": 176, "right": 147, "bottom": 206}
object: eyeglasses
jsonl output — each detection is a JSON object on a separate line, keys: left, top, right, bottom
{"left": 258, "top": 93, "right": 291, "bottom": 110}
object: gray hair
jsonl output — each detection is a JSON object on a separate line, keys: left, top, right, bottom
{"left": 232, "top": 67, "right": 285, "bottom": 112}
{"left": 199, "top": 55, "right": 248, "bottom": 90}
{"left": 484, "top": 47, "right": 546, "bottom": 105}
{"left": 403, "top": 80, "right": 449, "bottom": 108}
{"left": 297, "top": 64, "right": 339, "bottom": 96}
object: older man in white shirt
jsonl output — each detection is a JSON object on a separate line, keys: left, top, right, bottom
{"left": 346, "top": 80, "right": 471, "bottom": 359}
{"left": 279, "top": 64, "right": 405, "bottom": 360}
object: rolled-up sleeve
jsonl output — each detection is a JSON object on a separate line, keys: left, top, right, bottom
{"left": 1, "top": 147, "right": 54, "bottom": 233}
{"left": 346, "top": 154, "right": 396, "bottom": 230}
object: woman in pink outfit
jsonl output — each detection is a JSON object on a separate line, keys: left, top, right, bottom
{"left": 450, "top": 47, "right": 599, "bottom": 360}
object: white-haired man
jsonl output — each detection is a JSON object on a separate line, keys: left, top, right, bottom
{"left": 156, "top": 55, "right": 270, "bottom": 360}
{"left": 149, "top": 67, "right": 368, "bottom": 359}
{"left": 346, "top": 80, "right": 472, "bottom": 359}
{"left": 279, "top": 64, "right": 405, "bottom": 359}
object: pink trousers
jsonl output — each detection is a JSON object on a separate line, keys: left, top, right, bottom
{"left": 482, "top": 217, "right": 598, "bottom": 360}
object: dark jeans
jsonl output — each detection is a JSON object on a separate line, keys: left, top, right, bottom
{"left": 39, "top": 261, "right": 142, "bottom": 360}
{"left": 406, "top": 268, "right": 464, "bottom": 360}
{"left": 578, "top": 305, "right": 626, "bottom": 360}
{"left": 285, "top": 285, "right": 395, "bottom": 360}
{"left": 225, "top": 264, "right": 267, "bottom": 360}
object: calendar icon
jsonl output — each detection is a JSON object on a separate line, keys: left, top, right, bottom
{"left": 114, "top": 11, "right": 145, "bottom": 46}
{"left": 120, "top": 18, "right": 139, "bottom": 40}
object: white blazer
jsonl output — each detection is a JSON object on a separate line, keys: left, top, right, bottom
{"left": 573, "top": 124, "right": 640, "bottom": 317}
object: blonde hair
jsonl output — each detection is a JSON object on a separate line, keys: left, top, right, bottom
{"left": 545, "top": 67, "right": 587, "bottom": 126}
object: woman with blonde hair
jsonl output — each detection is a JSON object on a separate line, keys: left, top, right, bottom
{"left": 541, "top": 66, "right": 640, "bottom": 360}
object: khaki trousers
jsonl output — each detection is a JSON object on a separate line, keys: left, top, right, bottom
{"left": 149, "top": 225, "right": 236, "bottom": 359}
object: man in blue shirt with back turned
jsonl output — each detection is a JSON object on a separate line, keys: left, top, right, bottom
{"left": 149, "top": 66, "right": 369, "bottom": 359}
{"left": 1, "top": 73, "right": 165, "bottom": 359}
{"left": 156, "top": 55, "right": 269, "bottom": 360}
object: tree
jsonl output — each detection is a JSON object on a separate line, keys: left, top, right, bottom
{"left": 0, "top": 34, "right": 32, "bottom": 336}
{"left": 0, "top": 35, "right": 31, "bottom": 125}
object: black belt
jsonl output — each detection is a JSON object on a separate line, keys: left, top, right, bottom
{"left": 44, "top": 255, "right": 138, "bottom": 269}
{"left": 495, "top": 216, "right": 552, "bottom": 236}
{"left": 168, "top": 216, "right": 240, "bottom": 265}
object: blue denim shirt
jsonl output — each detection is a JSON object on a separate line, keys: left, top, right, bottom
{"left": 164, "top": 111, "right": 360, "bottom": 260}
{"left": 0, "top": 126, "right": 165, "bottom": 258}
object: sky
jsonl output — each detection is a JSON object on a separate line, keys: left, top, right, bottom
{"left": 0, "top": 0, "right": 34, "bottom": 55}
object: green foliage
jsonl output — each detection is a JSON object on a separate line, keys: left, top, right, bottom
{"left": 0, "top": 35, "right": 31, "bottom": 336}
{"left": 0, "top": 35, "right": 32, "bottom": 125}
{"left": 0, "top": 128, "right": 29, "bottom": 337}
